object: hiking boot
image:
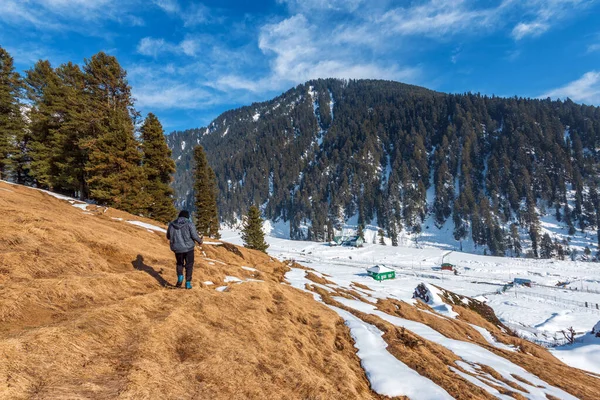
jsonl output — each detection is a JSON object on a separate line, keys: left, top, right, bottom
{"left": 185, "top": 281, "right": 192, "bottom": 290}
{"left": 176, "top": 275, "right": 184, "bottom": 288}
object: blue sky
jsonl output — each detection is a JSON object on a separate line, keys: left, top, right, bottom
{"left": 1, "top": 0, "right": 600, "bottom": 133}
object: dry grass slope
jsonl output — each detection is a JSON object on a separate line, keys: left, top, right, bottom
{"left": 0, "top": 182, "right": 384, "bottom": 400}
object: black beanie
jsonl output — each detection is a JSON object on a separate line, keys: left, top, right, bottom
{"left": 178, "top": 210, "right": 190, "bottom": 219}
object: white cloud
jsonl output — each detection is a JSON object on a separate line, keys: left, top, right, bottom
{"left": 0, "top": 0, "right": 143, "bottom": 31}
{"left": 136, "top": 37, "right": 204, "bottom": 58}
{"left": 510, "top": 0, "right": 595, "bottom": 40}
{"left": 137, "top": 38, "right": 171, "bottom": 57}
{"left": 378, "top": 0, "right": 500, "bottom": 37}
{"left": 152, "top": 0, "right": 180, "bottom": 14}
{"left": 134, "top": 82, "right": 212, "bottom": 109}
{"left": 541, "top": 71, "right": 600, "bottom": 105}
{"left": 512, "top": 22, "right": 549, "bottom": 40}
{"left": 277, "top": 0, "right": 365, "bottom": 13}
{"left": 212, "top": 13, "right": 419, "bottom": 93}
{"left": 182, "top": 3, "right": 212, "bottom": 27}
{"left": 588, "top": 43, "right": 600, "bottom": 53}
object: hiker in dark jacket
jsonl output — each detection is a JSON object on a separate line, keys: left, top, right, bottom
{"left": 166, "top": 210, "right": 203, "bottom": 289}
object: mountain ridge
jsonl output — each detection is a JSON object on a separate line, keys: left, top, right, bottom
{"left": 168, "top": 78, "right": 600, "bottom": 258}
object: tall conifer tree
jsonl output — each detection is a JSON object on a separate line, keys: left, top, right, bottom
{"left": 242, "top": 205, "right": 268, "bottom": 252}
{"left": 24, "top": 60, "right": 60, "bottom": 189}
{"left": 0, "top": 47, "right": 24, "bottom": 181}
{"left": 82, "top": 52, "right": 145, "bottom": 212}
{"left": 140, "top": 113, "right": 177, "bottom": 223}
{"left": 207, "top": 167, "right": 220, "bottom": 239}
{"left": 194, "top": 145, "right": 219, "bottom": 237}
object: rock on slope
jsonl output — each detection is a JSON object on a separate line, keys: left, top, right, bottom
{"left": 1, "top": 180, "right": 599, "bottom": 399}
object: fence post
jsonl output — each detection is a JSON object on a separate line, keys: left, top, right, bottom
{"left": 585, "top": 302, "right": 588, "bottom": 308}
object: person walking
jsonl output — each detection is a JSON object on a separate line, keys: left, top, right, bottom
{"left": 166, "top": 210, "right": 203, "bottom": 289}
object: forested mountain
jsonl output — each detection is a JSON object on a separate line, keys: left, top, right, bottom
{"left": 168, "top": 79, "right": 600, "bottom": 257}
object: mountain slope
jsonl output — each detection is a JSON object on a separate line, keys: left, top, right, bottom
{"left": 0, "top": 181, "right": 376, "bottom": 399}
{"left": 2, "top": 180, "right": 599, "bottom": 399}
{"left": 168, "top": 78, "right": 600, "bottom": 257}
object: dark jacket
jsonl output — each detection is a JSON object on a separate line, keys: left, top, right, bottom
{"left": 166, "top": 217, "right": 203, "bottom": 253}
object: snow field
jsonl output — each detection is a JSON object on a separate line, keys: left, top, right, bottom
{"left": 285, "top": 266, "right": 577, "bottom": 399}
{"left": 221, "top": 228, "right": 600, "bottom": 375}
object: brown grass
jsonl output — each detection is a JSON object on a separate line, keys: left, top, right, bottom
{"left": 0, "top": 182, "right": 384, "bottom": 400}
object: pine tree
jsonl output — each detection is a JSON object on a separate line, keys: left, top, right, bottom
{"left": 83, "top": 52, "right": 145, "bottom": 211}
{"left": 242, "top": 205, "right": 269, "bottom": 252}
{"left": 207, "top": 167, "right": 220, "bottom": 239}
{"left": 0, "top": 47, "right": 24, "bottom": 181}
{"left": 378, "top": 228, "right": 385, "bottom": 245}
{"left": 23, "top": 60, "right": 56, "bottom": 188}
{"left": 25, "top": 61, "right": 89, "bottom": 196}
{"left": 540, "top": 233, "right": 554, "bottom": 259}
{"left": 510, "top": 223, "right": 521, "bottom": 257}
{"left": 140, "top": 113, "right": 177, "bottom": 223}
{"left": 357, "top": 223, "right": 365, "bottom": 240}
{"left": 193, "top": 145, "right": 219, "bottom": 237}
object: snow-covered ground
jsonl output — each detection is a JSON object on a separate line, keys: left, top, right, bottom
{"left": 221, "top": 228, "right": 600, "bottom": 377}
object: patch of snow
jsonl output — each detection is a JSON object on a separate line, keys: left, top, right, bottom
{"left": 331, "top": 305, "right": 453, "bottom": 400}
{"left": 181, "top": 140, "right": 186, "bottom": 150}
{"left": 468, "top": 324, "right": 517, "bottom": 352}
{"left": 71, "top": 202, "right": 88, "bottom": 211}
{"left": 241, "top": 266, "right": 258, "bottom": 272}
{"left": 216, "top": 286, "right": 228, "bottom": 292}
{"left": 111, "top": 217, "right": 124, "bottom": 221}
{"left": 224, "top": 276, "right": 242, "bottom": 283}
{"left": 334, "top": 297, "right": 577, "bottom": 400}
{"left": 126, "top": 220, "right": 167, "bottom": 233}
{"left": 204, "top": 281, "right": 214, "bottom": 285}
{"left": 203, "top": 257, "right": 226, "bottom": 265}
{"left": 449, "top": 366, "right": 513, "bottom": 400}
{"left": 252, "top": 112, "right": 260, "bottom": 122}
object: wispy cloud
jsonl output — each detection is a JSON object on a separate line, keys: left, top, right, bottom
{"left": 541, "top": 71, "right": 600, "bottom": 104}
{"left": 0, "top": 0, "right": 143, "bottom": 31}
{"left": 152, "top": 0, "right": 217, "bottom": 26}
{"left": 214, "top": 13, "right": 419, "bottom": 93}
{"left": 511, "top": 0, "right": 596, "bottom": 40}
{"left": 152, "top": 0, "right": 180, "bottom": 14}
{"left": 136, "top": 36, "right": 205, "bottom": 58}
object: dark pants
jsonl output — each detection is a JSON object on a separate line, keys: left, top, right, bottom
{"left": 175, "top": 250, "right": 194, "bottom": 282}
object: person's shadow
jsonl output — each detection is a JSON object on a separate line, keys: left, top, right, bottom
{"left": 132, "top": 255, "right": 171, "bottom": 287}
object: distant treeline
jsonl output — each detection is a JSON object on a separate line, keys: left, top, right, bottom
{"left": 0, "top": 47, "right": 177, "bottom": 223}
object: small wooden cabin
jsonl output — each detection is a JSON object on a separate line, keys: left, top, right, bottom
{"left": 367, "top": 265, "right": 395, "bottom": 281}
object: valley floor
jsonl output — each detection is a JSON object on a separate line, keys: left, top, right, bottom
{"left": 222, "top": 229, "right": 600, "bottom": 375}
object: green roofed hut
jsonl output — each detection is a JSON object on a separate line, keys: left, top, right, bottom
{"left": 367, "top": 265, "right": 395, "bottom": 281}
